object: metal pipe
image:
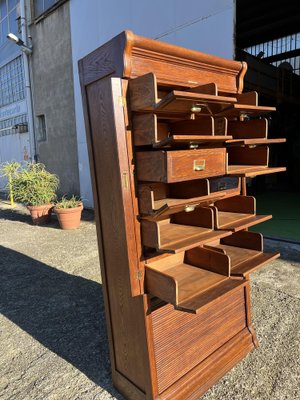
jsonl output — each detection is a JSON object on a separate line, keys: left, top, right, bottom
{"left": 19, "top": 0, "right": 37, "bottom": 161}
{"left": 0, "top": 126, "right": 15, "bottom": 132}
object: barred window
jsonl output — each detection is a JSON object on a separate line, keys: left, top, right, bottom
{"left": 0, "top": 56, "right": 25, "bottom": 107}
{"left": 0, "top": 113, "right": 28, "bottom": 137}
{"left": 245, "top": 33, "right": 300, "bottom": 75}
{"left": 0, "top": 0, "right": 18, "bottom": 47}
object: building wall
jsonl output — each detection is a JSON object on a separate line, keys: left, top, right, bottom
{"left": 29, "top": 1, "right": 80, "bottom": 196}
{"left": 70, "top": 0, "right": 235, "bottom": 207}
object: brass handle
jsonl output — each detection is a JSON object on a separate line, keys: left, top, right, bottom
{"left": 191, "top": 106, "right": 202, "bottom": 113}
{"left": 185, "top": 204, "right": 199, "bottom": 213}
{"left": 218, "top": 183, "right": 227, "bottom": 190}
{"left": 194, "top": 160, "right": 206, "bottom": 171}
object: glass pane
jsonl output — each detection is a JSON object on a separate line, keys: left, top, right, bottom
{"left": 44, "top": 0, "right": 57, "bottom": 11}
{"left": 1, "top": 16, "right": 8, "bottom": 39}
{"left": 8, "top": 8, "right": 17, "bottom": 33}
{"left": 0, "top": 0, "right": 8, "bottom": 20}
{"left": 0, "top": 56, "right": 25, "bottom": 108}
{"left": 34, "top": 0, "right": 44, "bottom": 17}
{"left": 8, "top": 0, "right": 17, "bottom": 12}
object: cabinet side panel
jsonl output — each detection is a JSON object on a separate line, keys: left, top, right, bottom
{"left": 152, "top": 287, "right": 247, "bottom": 393}
{"left": 85, "top": 77, "right": 150, "bottom": 392}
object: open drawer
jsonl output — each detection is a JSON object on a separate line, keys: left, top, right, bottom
{"left": 215, "top": 90, "right": 278, "bottom": 118}
{"left": 210, "top": 195, "right": 272, "bottom": 231}
{"left": 136, "top": 148, "right": 226, "bottom": 183}
{"left": 132, "top": 114, "right": 231, "bottom": 147}
{"left": 141, "top": 206, "right": 231, "bottom": 253}
{"left": 145, "top": 248, "right": 246, "bottom": 314}
{"left": 128, "top": 73, "right": 237, "bottom": 114}
{"left": 138, "top": 179, "right": 237, "bottom": 219}
{"left": 226, "top": 145, "right": 286, "bottom": 177}
{"left": 216, "top": 103, "right": 276, "bottom": 118}
{"left": 204, "top": 231, "right": 280, "bottom": 277}
{"left": 226, "top": 118, "right": 286, "bottom": 146}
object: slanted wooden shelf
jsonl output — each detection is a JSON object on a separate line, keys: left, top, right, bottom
{"left": 211, "top": 195, "right": 272, "bottom": 231}
{"left": 204, "top": 231, "right": 280, "bottom": 277}
{"left": 79, "top": 31, "right": 286, "bottom": 400}
{"left": 226, "top": 118, "right": 286, "bottom": 146}
{"left": 133, "top": 114, "right": 231, "bottom": 147}
{"left": 227, "top": 145, "right": 286, "bottom": 177}
{"left": 138, "top": 178, "right": 240, "bottom": 218}
{"left": 141, "top": 207, "right": 231, "bottom": 253}
{"left": 216, "top": 103, "right": 276, "bottom": 117}
{"left": 146, "top": 249, "right": 246, "bottom": 313}
{"left": 129, "top": 72, "right": 237, "bottom": 114}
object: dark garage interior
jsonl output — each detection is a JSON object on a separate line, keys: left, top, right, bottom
{"left": 235, "top": 0, "right": 300, "bottom": 241}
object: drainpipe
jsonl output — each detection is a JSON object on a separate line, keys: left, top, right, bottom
{"left": 19, "top": 0, "right": 37, "bottom": 162}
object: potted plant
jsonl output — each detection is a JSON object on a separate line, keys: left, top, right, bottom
{"left": 12, "top": 163, "right": 59, "bottom": 225}
{"left": 0, "top": 161, "right": 21, "bottom": 207}
{"left": 54, "top": 196, "right": 83, "bottom": 230}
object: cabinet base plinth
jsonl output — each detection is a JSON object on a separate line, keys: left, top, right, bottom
{"left": 113, "top": 328, "right": 255, "bottom": 400}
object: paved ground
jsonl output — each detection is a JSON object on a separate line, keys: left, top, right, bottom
{"left": 0, "top": 200, "right": 299, "bottom": 400}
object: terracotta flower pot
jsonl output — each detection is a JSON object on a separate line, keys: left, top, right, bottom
{"left": 54, "top": 203, "right": 83, "bottom": 230}
{"left": 27, "top": 204, "right": 54, "bottom": 225}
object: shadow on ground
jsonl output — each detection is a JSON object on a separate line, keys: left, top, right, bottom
{"left": 264, "top": 238, "right": 300, "bottom": 263}
{"left": 0, "top": 205, "right": 32, "bottom": 224}
{"left": 0, "top": 245, "right": 123, "bottom": 400}
{"left": 0, "top": 204, "right": 95, "bottom": 227}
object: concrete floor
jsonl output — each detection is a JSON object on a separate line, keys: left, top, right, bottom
{"left": 0, "top": 200, "right": 299, "bottom": 400}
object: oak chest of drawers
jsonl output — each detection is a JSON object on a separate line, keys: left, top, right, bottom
{"left": 79, "top": 31, "right": 286, "bottom": 400}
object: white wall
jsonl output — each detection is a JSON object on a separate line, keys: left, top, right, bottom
{"left": 0, "top": 132, "right": 30, "bottom": 189}
{"left": 70, "top": 0, "right": 234, "bottom": 207}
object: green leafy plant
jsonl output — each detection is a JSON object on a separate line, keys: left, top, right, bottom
{"left": 0, "top": 161, "right": 21, "bottom": 207}
{"left": 12, "top": 163, "right": 59, "bottom": 206}
{"left": 55, "top": 195, "right": 82, "bottom": 209}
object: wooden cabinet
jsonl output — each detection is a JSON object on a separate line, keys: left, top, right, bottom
{"left": 79, "top": 31, "right": 286, "bottom": 400}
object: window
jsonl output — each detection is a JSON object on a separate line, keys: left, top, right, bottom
{"left": 0, "top": 56, "right": 24, "bottom": 107}
{"left": 0, "top": 0, "right": 18, "bottom": 47}
{"left": 0, "top": 113, "right": 27, "bottom": 137}
{"left": 36, "top": 114, "right": 47, "bottom": 142}
{"left": 34, "top": 0, "right": 59, "bottom": 18}
{"left": 0, "top": 56, "right": 25, "bottom": 107}
{"left": 245, "top": 33, "right": 300, "bottom": 75}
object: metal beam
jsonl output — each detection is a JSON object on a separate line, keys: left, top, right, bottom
{"left": 236, "top": 0, "right": 300, "bottom": 48}
{"left": 237, "top": 15, "right": 300, "bottom": 48}
{"left": 263, "top": 49, "right": 300, "bottom": 63}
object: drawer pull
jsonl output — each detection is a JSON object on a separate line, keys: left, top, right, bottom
{"left": 194, "top": 160, "right": 206, "bottom": 171}
{"left": 218, "top": 183, "right": 227, "bottom": 190}
{"left": 191, "top": 106, "right": 202, "bottom": 113}
{"left": 185, "top": 204, "right": 199, "bottom": 212}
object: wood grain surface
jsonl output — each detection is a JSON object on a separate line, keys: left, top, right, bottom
{"left": 79, "top": 30, "right": 285, "bottom": 400}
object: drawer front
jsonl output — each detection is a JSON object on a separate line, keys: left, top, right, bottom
{"left": 168, "top": 148, "right": 226, "bottom": 182}
{"left": 209, "top": 176, "right": 240, "bottom": 193}
{"left": 151, "top": 285, "right": 247, "bottom": 393}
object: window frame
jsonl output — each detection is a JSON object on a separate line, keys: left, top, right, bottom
{"left": 0, "top": 0, "right": 19, "bottom": 47}
{"left": 31, "top": 0, "right": 68, "bottom": 22}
